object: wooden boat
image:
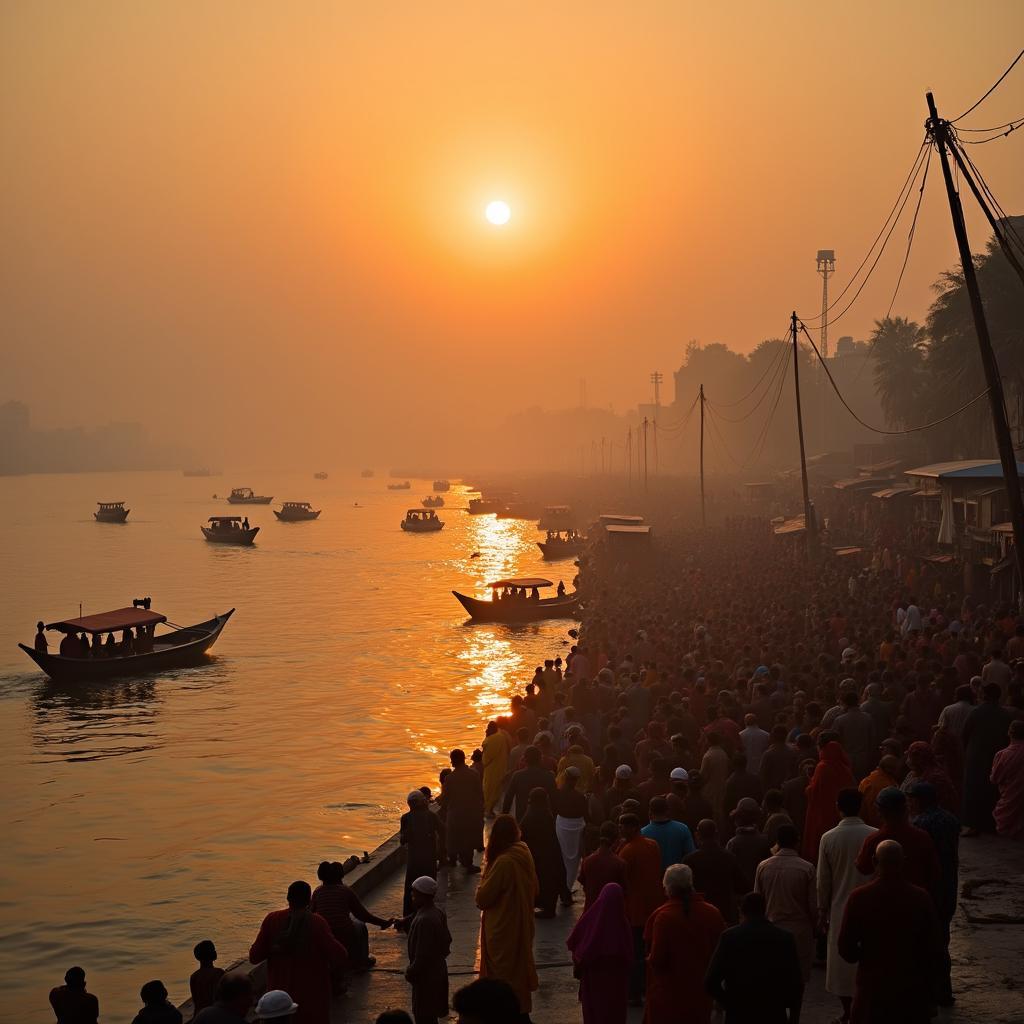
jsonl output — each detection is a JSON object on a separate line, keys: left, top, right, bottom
{"left": 275, "top": 501, "right": 321, "bottom": 522}
{"left": 95, "top": 501, "right": 129, "bottom": 523}
{"left": 313, "top": 471, "right": 328, "bottom": 480}
{"left": 537, "top": 531, "right": 584, "bottom": 559}
{"left": 18, "top": 604, "right": 234, "bottom": 681}
{"left": 361, "top": 469, "right": 375, "bottom": 478}
{"left": 401, "top": 508, "right": 444, "bottom": 532}
{"left": 202, "top": 515, "right": 259, "bottom": 545}
{"left": 433, "top": 479, "right": 451, "bottom": 492}
{"left": 452, "top": 577, "right": 578, "bottom": 622}
{"left": 387, "top": 481, "right": 411, "bottom": 490}
{"left": 538, "top": 505, "right": 576, "bottom": 531}
{"left": 227, "top": 487, "right": 273, "bottom": 505}
{"left": 467, "top": 497, "right": 507, "bottom": 515}
{"left": 422, "top": 495, "right": 445, "bottom": 508}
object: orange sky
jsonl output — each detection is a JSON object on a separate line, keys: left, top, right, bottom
{"left": 2, "top": 2, "right": 1022, "bottom": 466}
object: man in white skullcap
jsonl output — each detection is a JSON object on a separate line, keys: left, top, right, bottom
{"left": 397, "top": 875, "right": 452, "bottom": 1024}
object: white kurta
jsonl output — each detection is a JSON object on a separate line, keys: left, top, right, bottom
{"left": 817, "top": 815, "right": 877, "bottom": 997}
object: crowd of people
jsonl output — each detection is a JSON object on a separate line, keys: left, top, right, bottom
{"left": 47, "top": 517, "right": 1024, "bottom": 1024}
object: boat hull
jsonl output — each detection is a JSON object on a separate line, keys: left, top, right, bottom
{"left": 401, "top": 520, "right": 444, "bottom": 532}
{"left": 452, "top": 591, "right": 578, "bottom": 622}
{"left": 274, "top": 510, "right": 320, "bottom": 521}
{"left": 18, "top": 610, "right": 235, "bottom": 681}
{"left": 95, "top": 510, "right": 130, "bottom": 523}
{"left": 537, "top": 541, "right": 582, "bottom": 560}
{"left": 227, "top": 496, "right": 273, "bottom": 504}
{"left": 202, "top": 526, "right": 260, "bottom": 545}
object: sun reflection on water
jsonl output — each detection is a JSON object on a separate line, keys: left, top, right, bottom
{"left": 457, "top": 627, "right": 533, "bottom": 721}
{"left": 467, "top": 514, "right": 538, "bottom": 599}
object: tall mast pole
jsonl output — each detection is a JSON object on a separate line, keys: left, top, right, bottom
{"left": 927, "top": 91, "right": 1024, "bottom": 598}
{"left": 627, "top": 428, "right": 632, "bottom": 488}
{"left": 699, "top": 384, "right": 706, "bottom": 527}
{"left": 791, "top": 312, "right": 815, "bottom": 546}
{"left": 643, "top": 416, "right": 649, "bottom": 493}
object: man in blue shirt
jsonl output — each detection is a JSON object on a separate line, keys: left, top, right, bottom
{"left": 642, "top": 795, "right": 695, "bottom": 870}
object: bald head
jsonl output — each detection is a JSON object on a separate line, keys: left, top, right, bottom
{"left": 874, "top": 839, "right": 905, "bottom": 876}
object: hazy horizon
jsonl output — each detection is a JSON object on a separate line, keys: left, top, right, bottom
{"left": 3, "top": 2, "right": 1022, "bottom": 470}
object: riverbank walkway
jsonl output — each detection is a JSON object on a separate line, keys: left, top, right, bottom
{"left": 336, "top": 831, "right": 1024, "bottom": 1023}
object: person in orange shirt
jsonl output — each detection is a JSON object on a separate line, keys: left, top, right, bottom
{"left": 617, "top": 812, "right": 664, "bottom": 1006}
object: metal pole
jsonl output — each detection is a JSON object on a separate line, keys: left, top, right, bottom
{"left": 699, "top": 384, "right": 706, "bottom": 527}
{"left": 792, "top": 312, "right": 815, "bottom": 545}
{"left": 627, "top": 428, "right": 632, "bottom": 488}
{"left": 928, "top": 91, "right": 1024, "bottom": 598}
{"left": 643, "top": 416, "right": 649, "bottom": 493}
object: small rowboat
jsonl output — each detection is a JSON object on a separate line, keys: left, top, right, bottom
{"left": 401, "top": 508, "right": 444, "bottom": 532}
{"left": 452, "top": 577, "right": 578, "bottom": 622}
{"left": 227, "top": 487, "right": 273, "bottom": 505}
{"left": 388, "top": 481, "right": 412, "bottom": 490}
{"left": 313, "top": 471, "right": 328, "bottom": 480}
{"left": 422, "top": 495, "right": 445, "bottom": 508}
{"left": 275, "top": 501, "right": 320, "bottom": 522}
{"left": 433, "top": 479, "right": 451, "bottom": 492}
{"left": 95, "top": 501, "right": 129, "bottom": 523}
{"left": 202, "top": 516, "right": 259, "bottom": 545}
{"left": 18, "top": 604, "right": 234, "bottom": 681}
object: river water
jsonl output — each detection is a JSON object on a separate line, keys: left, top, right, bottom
{"left": 0, "top": 471, "right": 575, "bottom": 1022}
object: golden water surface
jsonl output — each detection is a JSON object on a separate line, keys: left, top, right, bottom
{"left": 0, "top": 472, "right": 575, "bottom": 1022}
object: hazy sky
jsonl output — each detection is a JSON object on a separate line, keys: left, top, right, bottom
{"left": 2, "top": 2, "right": 1022, "bottom": 467}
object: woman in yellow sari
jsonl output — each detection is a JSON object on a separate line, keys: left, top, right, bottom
{"left": 481, "top": 721, "right": 512, "bottom": 817}
{"left": 475, "top": 814, "right": 539, "bottom": 1015}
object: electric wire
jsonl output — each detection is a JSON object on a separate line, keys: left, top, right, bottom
{"left": 706, "top": 341, "right": 791, "bottom": 423}
{"left": 957, "top": 117, "right": 1024, "bottom": 145}
{"left": 952, "top": 47, "right": 1024, "bottom": 123}
{"left": 701, "top": 330, "right": 790, "bottom": 410}
{"left": 885, "top": 143, "right": 932, "bottom": 319}
{"left": 953, "top": 139, "right": 1024, "bottom": 259}
{"left": 798, "top": 321, "right": 991, "bottom": 434}
{"left": 957, "top": 117, "right": 1024, "bottom": 132}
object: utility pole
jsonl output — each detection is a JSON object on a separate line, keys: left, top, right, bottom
{"left": 601, "top": 436, "right": 606, "bottom": 475}
{"left": 699, "top": 384, "right": 706, "bottom": 527}
{"left": 642, "top": 416, "right": 649, "bottom": 493}
{"left": 927, "top": 91, "right": 1024, "bottom": 597}
{"left": 791, "top": 312, "right": 815, "bottom": 546}
{"left": 627, "top": 428, "right": 632, "bottom": 488}
{"left": 652, "top": 420, "right": 659, "bottom": 476}
{"left": 816, "top": 250, "right": 835, "bottom": 452}
{"left": 650, "top": 371, "right": 663, "bottom": 416}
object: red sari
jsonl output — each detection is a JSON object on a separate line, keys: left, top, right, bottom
{"left": 566, "top": 882, "right": 633, "bottom": 1024}
{"left": 249, "top": 908, "right": 348, "bottom": 1024}
{"left": 801, "top": 741, "right": 856, "bottom": 862}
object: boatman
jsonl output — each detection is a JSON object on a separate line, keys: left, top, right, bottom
{"left": 34, "top": 621, "right": 48, "bottom": 653}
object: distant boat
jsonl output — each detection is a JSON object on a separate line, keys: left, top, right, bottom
{"left": 388, "top": 481, "right": 412, "bottom": 490}
{"left": 538, "top": 531, "right": 585, "bottom": 560}
{"left": 202, "top": 515, "right": 259, "bottom": 545}
{"left": 433, "top": 479, "right": 451, "bottom": 492}
{"left": 227, "top": 487, "right": 273, "bottom": 505}
{"left": 18, "top": 602, "right": 234, "bottom": 681}
{"left": 361, "top": 469, "right": 375, "bottom": 478}
{"left": 452, "top": 577, "right": 578, "bottom": 622}
{"left": 313, "top": 471, "right": 328, "bottom": 480}
{"left": 275, "top": 501, "right": 321, "bottom": 522}
{"left": 422, "top": 495, "right": 445, "bottom": 508}
{"left": 538, "top": 505, "right": 576, "bottom": 531}
{"left": 94, "top": 501, "right": 129, "bottom": 523}
{"left": 467, "top": 497, "right": 506, "bottom": 515}
{"left": 401, "top": 508, "right": 444, "bottom": 532}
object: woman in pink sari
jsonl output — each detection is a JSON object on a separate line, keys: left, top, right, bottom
{"left": 991, "top": 720, "right": 1024, "bottom": 839}
{"left": 566, "top": 882, "right": 632, "bottom": 1024}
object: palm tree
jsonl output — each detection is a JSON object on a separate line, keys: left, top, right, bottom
{"left": 870, "top": 316, "right": 926, "bottom": 429}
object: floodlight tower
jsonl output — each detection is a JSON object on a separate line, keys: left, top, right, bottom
{"left": 816, "top": 250, "right": 835, "bottom": 451}
{"left": 650, "top": 371, "right": 663, "bottom": 420}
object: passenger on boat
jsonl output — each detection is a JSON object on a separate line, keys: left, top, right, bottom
{"left": 105, "top": 631, "right": 118, "bottom": 655}
{"left": 59, "top": 631, "right": 79, "bottom": 658}
{"left": 242, "top": 517, "right": 250, "bottom": 530}
{"left": 79, "top": 633, "right": 92, "bottom": 657}
{"left": 121, "top": 629, "right": 135, "bottom": 655}
{"left": 34, "top": 621, "right": 48, "bottom": 653}
{"left": 531, "top": 587, "right": 541, "bottom": 601}
{"left": 557, "top": 581, "right": 566, "bottom": 597}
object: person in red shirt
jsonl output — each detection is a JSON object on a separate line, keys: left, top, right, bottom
{"left": 578, "top": 821, "right": 627, "bottom": 910}
{"left": 617, "top": 813, "right": 664, "bottom": 1006}
{"left": 855, "top": 787, "right": 940, "bottom": 894}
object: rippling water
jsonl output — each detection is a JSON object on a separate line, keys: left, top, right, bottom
{"left": 0, "top": 471, "right": 576, "bottom": 1022}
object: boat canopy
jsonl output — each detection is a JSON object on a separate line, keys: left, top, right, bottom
{"left": 46, "top": 607, "right": 167, "bottom": 634}
{"left": 598, "top": 514, "right": 645, "bottom": 525}
{"left": 281, "top": 502, "right": 313, "bottom": 509}
{"left": 605, "top": 525, "right": 651, "bottom": 535}
{"left": 488, "top": 577, "right": 553, "bottom": 588}
{"left": 208, "top": 515, "right": 245, "bottom": 522}
{"left": 230, "top": 487, "right": 254, "bottom": 497}
{"left": 97, "top": 501, "right": 126, "bottom": 508}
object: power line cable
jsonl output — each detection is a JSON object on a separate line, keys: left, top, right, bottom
{"left": 797, "top": 141, "right": 931, "bottom": 330}
{"left": 957, "top": 116, "right": 1024, "bottom": 133}
{"left": 885, "top": 144, "right": 932, "bottom": 320}
{"left": 798, "top": 321, "right": 990, "bottom": 434}
{"left": 957, "top": 117, "right": 1024, "bottom": 145}
{"left": 953, "top": 139, "right": 1024, "bottom": 259}
{"left": 706, "top": 341, "right": 791, "bottom": 423}
{"left": 952, "top": 47, "right": 1024, "bottom": 123}
{"left": 702, "top": 331, "right": 790, "bottom": 410}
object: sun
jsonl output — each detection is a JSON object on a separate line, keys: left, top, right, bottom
{"left": 485, "top": 200, "right": 511, "bottom": 226}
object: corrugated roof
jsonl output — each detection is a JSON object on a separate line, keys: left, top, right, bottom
{"left": 905, "top": 460, "right": 1024, "bottom": 479}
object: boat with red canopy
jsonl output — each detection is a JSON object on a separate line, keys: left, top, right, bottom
{"left": 452, "top": 577, "right": 578, "bottom": 622}
{"left": 18, "top": 601, "right": 234, "bottom": 681}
